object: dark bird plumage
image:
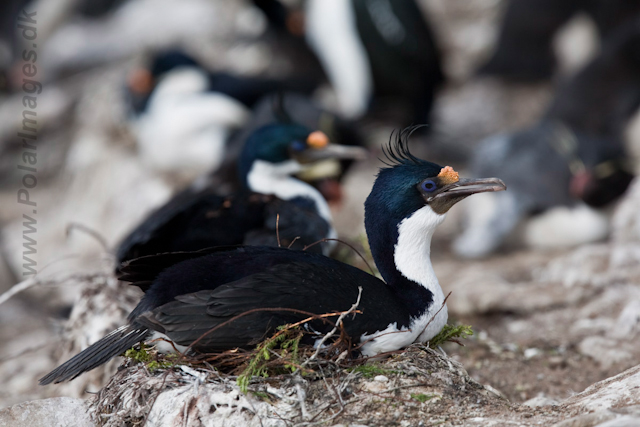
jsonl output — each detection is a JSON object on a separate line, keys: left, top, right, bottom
{"left": 116, "top": 121, "right": 366, "bottom": 265}
{"left": 40, "top": 130, "right": 505, "bottom": 384}
{"left": 128, "top": 50, "right": 319, "bottom": 116}
{"left": 351, "top": 0, "right": 444, "bottom": 124}
{"left": 212, "top": 93, "right": 366, "bottom": 198}
{"left": 478, "top": 0, "right": 640, "bottom": 81}
{"left": 455, "top": 20, "right": 640, "bottom": 258}
{"left": 303, "top": 0, "right": 443, "bottom": 123}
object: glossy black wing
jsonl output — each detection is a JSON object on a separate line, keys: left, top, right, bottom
{"left": 116, "top": 188, "right": 223, "bottom": 263}
{"left": 118, "top": 246, "right": 240, "bottom": 292}
{"left": 116, "top": 189, "right": 272, "bottom": 265}
{"left": 136, "top": 260, "right": 409, "bottom": 352}
{"left": 244, "top": 197, "right": 330, "bottom": 253}
{"left": 352, "top": 0, "right": 443, "bottom": 121}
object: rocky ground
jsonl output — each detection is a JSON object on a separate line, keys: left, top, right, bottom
{"left": 2, "top": 345, "right": 640, "bottom": 426}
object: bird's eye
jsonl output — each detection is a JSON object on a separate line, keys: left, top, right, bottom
{"left": 421, "top": 179, "right": 437, "bottom": 192}
{"left": 290, "top": 140, "right": 306, "bottom": 152}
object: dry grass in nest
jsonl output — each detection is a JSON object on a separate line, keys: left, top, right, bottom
{"left": 105, "top": 287, "right": 469, "bottom": 395}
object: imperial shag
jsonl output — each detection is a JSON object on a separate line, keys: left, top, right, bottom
{"left": 305, "top": 0, "right": 443, "bottom": 123}
{"left": 40, "top": 130, "right": 505, "bottom": 384}
{"left": 127, "top": 50, "right": 318, "bottom": 115}
{"left": 455, "top": 20, "right": 639, "bottom": 258}
{"left": 116, "top": 121, "right": 367, "bottom": 264}
{"left": 212, "top": 92, "right": 366, "bottom": 202}
{"left": 127, "top": 49, "right": 318, "bottom": 181}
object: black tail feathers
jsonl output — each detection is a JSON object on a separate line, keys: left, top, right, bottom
{"left": 39, "top": 325, "right": 148, "bottom": 385}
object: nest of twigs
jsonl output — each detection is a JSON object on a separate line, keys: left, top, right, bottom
{"left": 88, "top": 290, "right": 474, "bottom": 427}
{"left": 122, "top": 291, "right": 368, "bottom": 395}
{"left": 105, "top": 285, "right": 471, "bottom": 397}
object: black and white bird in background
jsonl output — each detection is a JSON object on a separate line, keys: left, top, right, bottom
{"left": 117, "top": 119, "right": 367, "bottom": 265}
{"left": 125, "top": 49, "right": 319, "bottom": 182}
{"left": 478, "top": 0, "right": 640, "bottom": 81}
{"left": 455, "top": 19, "right": 640, "bottom": 258}
{"left": 297, "top": 0, "right": 443, "bottom": 124}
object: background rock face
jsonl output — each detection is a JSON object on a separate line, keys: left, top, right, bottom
{"left": 0, "top": 397, "right": 92, "bottom": 427}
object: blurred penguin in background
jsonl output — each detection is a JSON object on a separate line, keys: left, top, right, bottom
{"left": 454, "top": 19, "right": 640, "bottom": 258}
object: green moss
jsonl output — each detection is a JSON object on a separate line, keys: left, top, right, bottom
{"left": 123, "top": 343, "right": 180, "bottom": 372}
{"left": 237, "top": 325, "right": 304, "bottom": 393}
{"left": 411, "top": 393, "right": 435, "bottom": 403}
{"left": 347, "top": 363, "right": 395, "bottom": 379}
{"left": 429, "top": 324, "right": 474, "bottom": 348}
{"left": 123, "top": 343, "right": 153, "bottom": 363}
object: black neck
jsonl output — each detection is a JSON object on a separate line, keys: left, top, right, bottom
{"left": 364, "top": 204, "right": 434, "bottom": 317}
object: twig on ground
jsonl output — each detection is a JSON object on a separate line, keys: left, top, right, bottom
{"left": 295, "top": 383, "right": 309, "bottom": 420}
{"left": 0, "top": 276, "right": 39, "bottom": 306}
{"left": 66, "top": 222, "right": 111, "bottom": 253}
{"left": 0, "top": 270, "right": 109, "bottom": 307}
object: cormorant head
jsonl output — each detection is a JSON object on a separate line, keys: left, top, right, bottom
{"left": 366, "top": 128, "right": 506, "bottom": 221}
{"left": 127, "top": 50, "right": 204, "bottom": 113}
{"left": 365, "top": 128, "right": 506, "bottom": 282}
{"left": 239, "top": 122, "right": 367, "bottom": 185}
{"left": 148, "top": 50, "right": 200, "bottom": 78}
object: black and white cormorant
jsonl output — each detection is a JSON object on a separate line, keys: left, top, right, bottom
{"left": 40, "top": 130, "right": 505, "bottom": 384}
{"left": 116, "top": 121, "right": 366, "bottom": 264}
{"left": 305, "top": 0, "right": 443, "bottom": 123}
{"left": 455, "top": 20, "right": 639, "bottom": 258}
{"left": 127, "top": 49, "right": 318, "bottom": 181}
{"left": 211, "top": 92, "right": 366, "bottom": 202}
{"left": 127, "top": 50, "right": 319, "bottom": 115}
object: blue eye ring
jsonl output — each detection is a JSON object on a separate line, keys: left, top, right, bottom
{"left": 421, "top": 179, "right": 437, "bottom": 192}
{"left": 290, "top": 140, "right": 306, "bottom": 152}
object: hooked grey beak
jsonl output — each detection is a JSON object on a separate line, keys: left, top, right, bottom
{"left": 297, "top": 143, "right": 369, "bottom": 163}
{"left": 427, "top": 177, "right": 507, "bottom": 214}
{"left": 433, "top": 177, "right": 507, "bottom": 200}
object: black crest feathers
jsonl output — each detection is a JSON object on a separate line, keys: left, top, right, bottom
{"left": 380, "top": 126, "right": 428, "bottom": 167}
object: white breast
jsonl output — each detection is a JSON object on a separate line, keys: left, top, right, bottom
{"left": 134, "top": 68, "right": 249, "bottom": 180}
{"left": 305, "top": 0, "right": 372, "bottom": 119}
{"left": 247, "top": 160, "right": 337, "bottom": 253}
{"left": 359, "top": 205, "right": 448, "bottom": 356}
{"left": 247, "top": 160, "right": 334, "bottom": 225}
{"left": 148, "top": 331, "right": 189, "bottom": 354}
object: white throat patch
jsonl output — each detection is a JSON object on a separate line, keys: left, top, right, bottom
{"left": 247, "top": 160, "right": 334, "bottom": 226}
{"left": 154, "top": 67, "right": 209, "bottom": 98}
{"left": 359, "top": 205, "right": 448, "bottom": 356}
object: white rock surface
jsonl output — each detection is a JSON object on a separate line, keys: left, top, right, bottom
{"left": 523, "top": 394, "right": 558, "bottom": 408}
{"left": 564, "top": 364, "right": 640, "bottom": 412}
{"left": 0, "top": 397, "right": 91, "bottom": 427}
{"left": 577, "top": 337, "right": 634, "bottom": 369}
